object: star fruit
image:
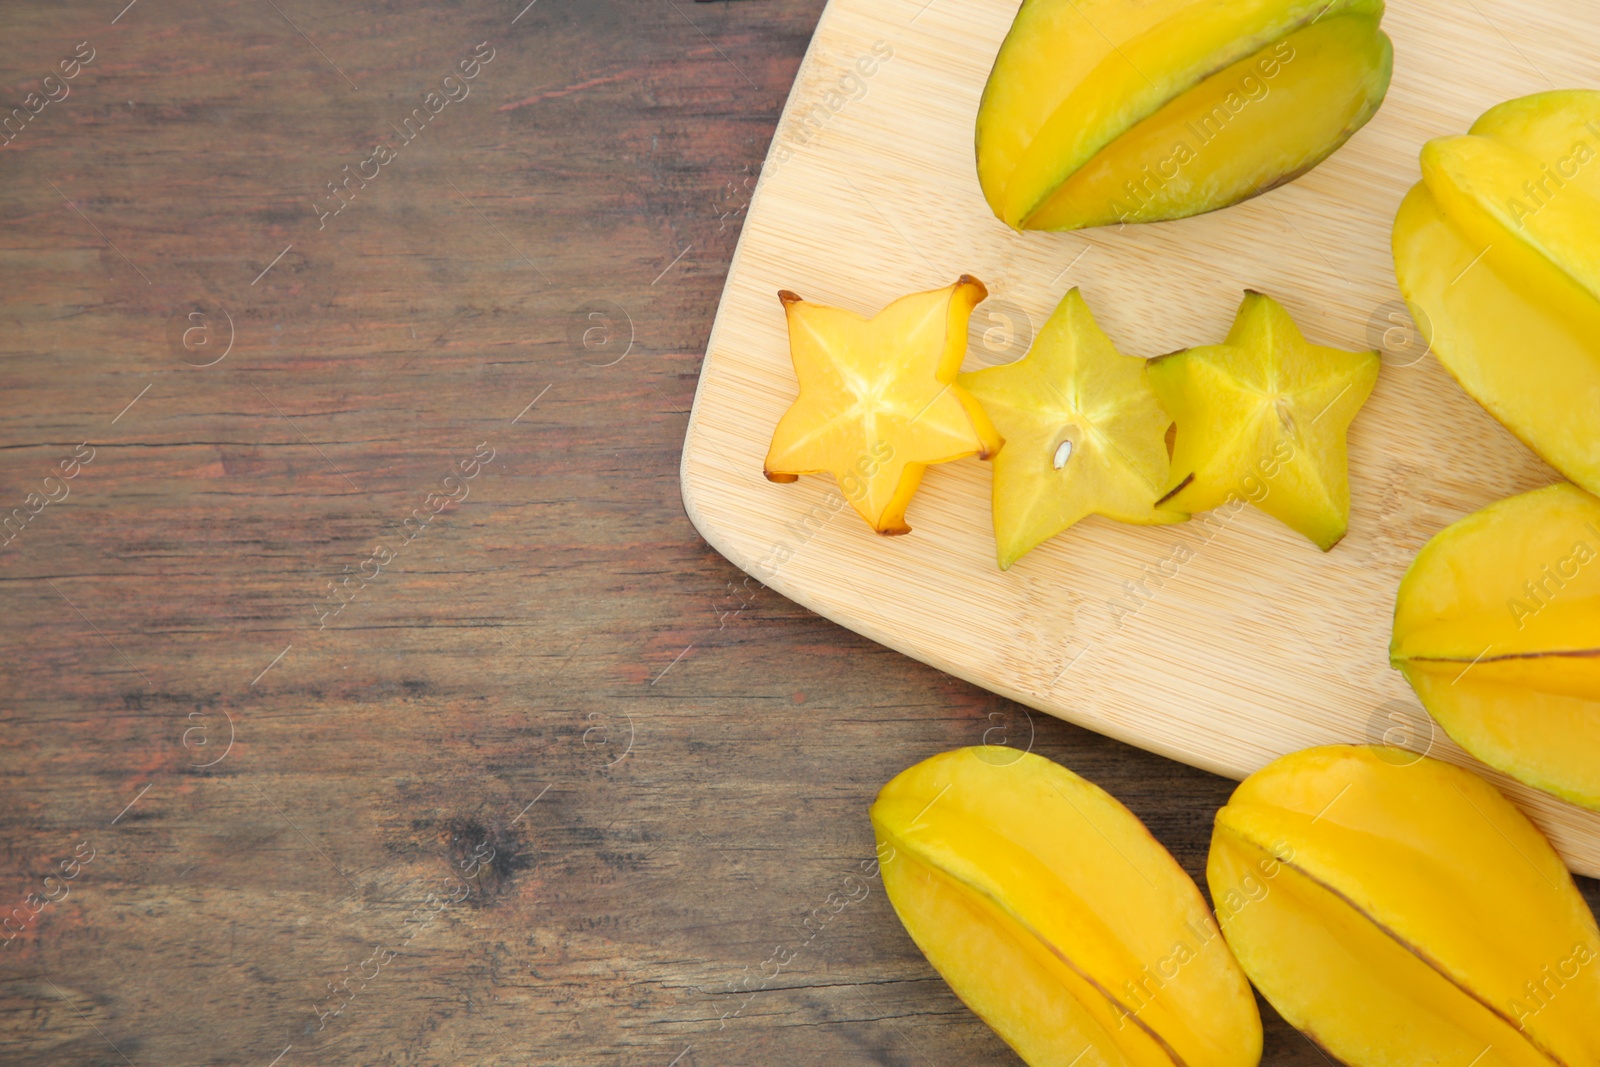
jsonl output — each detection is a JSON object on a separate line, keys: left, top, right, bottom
{"left": 1147, "top": 291, "right": 1379, "bottom": 550}
{"left": 1211, "top": 745, "right": 1600, "bottom": 1066}
{"left": 1392, "top": 483, "right": 1600, "bottom": 811}
{"left": 959, "top": 288, "right": 1183, "bottom": 570}
{"left": 873, "top": 747, "right": 1263, "bottom": 1067}
{"left": 1393, "top": 90, "right": 1600, "bottom": 496}
{"left": 764, "top": 278, "right": 1003, "bottom": 536}
{"left": 976, "top": 0, "right": 1394, "bottom": 230}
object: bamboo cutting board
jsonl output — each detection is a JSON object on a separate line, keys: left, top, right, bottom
{"left": 680, "top": 0, "right": 1600, "bottom": 875}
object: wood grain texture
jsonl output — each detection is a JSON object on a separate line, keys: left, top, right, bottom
{"left": 0, "top": 3, "right": 1593, "bottom": 1067}
{"left": 682, "top": 0, "right": 1600, "bottom": 875}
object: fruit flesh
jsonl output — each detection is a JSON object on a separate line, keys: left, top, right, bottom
{"left": 977, "top": 0, "right": 1391, "bottom": 230}
{"left": 1146, "top": 291, "right": 1379, "bottom": 550}
{"left": 1393, "top": 90, "right": 1600, "bottom": 496}
{"left": 1210, "top": 746, "right": 1600, "bottom": 1066}
{"left": 958, "top": 288, "right": 1182, "bottom": 570}
{"left": 873, "top": 748, "right": 1261, "bottom": 1067}
{"left": 1025, "top": 15, "right": 1392, "bottom": 230}
{"left": 764, "top": 279, "right": 1003, "bottom": 535}
{"left": 1392, "top": 483, "right": 1600, "bottom": 809}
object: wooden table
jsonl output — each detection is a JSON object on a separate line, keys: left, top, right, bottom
{"left": 2, "top": 2, "right": 1593, "bottom": 1064}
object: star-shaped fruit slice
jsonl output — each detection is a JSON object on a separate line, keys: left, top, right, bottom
{"left": 764, "top": 277, "right": 1003, "bottom": 536}
{"left": 1147, "top": 291, "right": 1379, "bottom": 551}
{"left": 958, "top": 288, "right": 1183, "bottom": 569}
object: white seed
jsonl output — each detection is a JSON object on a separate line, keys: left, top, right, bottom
{"left": 1053, "top": 440, "right": 1073, "bottom": 470}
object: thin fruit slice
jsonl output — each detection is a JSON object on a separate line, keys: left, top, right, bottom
{"left": 1393, "top": 90, "right": 1600, "bottom": 496}
{"left": 977, "top": 0, "right": 1393, "bottom": 231}
{"left": 764, "top": 278, "right": 1003, "bottom": 535}
{"left": 959, "top": 288, "right": 1184, "bottom": 570}
{"left": 872, "top": 747, "right": 1262, "bottom": 1067}
{"left": 1392, "top": 483, "right": 1600, "bottom": 809}
{"left": 1146, "top": 291, "right": 1378, "bottom": 550}
{"left": 1211, "top": 745, "right": 1600, "bottom": 1066}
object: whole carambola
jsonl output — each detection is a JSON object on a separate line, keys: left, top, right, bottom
{"left": 873, "top": 747, "right": 1262, "bottom": 1066}
{"left": 1210, "top": 745, "right": 1600, "bottom": 1066}
{"left": 1392, "top": 484, "right": 1600, "bottom": 811}
{"left": 1393, "top": 89, "right": 1600, "bottom": 498}
{"left": 976, "top": 0, "right": 1393, "bottom": 230}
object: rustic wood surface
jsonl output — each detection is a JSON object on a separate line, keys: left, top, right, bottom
{"left": 0, "top": 2, "right": 1593, "bottom": 1066}
{"left": 680, "top": 0, "right": 1600, "bottom": 875}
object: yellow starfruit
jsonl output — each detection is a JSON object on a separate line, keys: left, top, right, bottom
{"left": 1211, "top": 745, "right": 1600, "bottom": 1066}
{"left": 1392, "top": 483, "right": 1600, "bottom": 811}
{"left": 764, "top": 278, "right": 1003, "bottom": 535}
{"left": 872, "top": 747, "right": 1263, "bottom": 1067}
{"left": 976, "top": 0, "right": 1394, "bottom": 231}
{"left": 1393, "top": 90, "right": 1600, "bottom": 496}
{"left": 1146, "top": 291, "right": 1379, "bottom": 550}
{"left": 959, "top": 288, "right": 1183, "bottom": 570}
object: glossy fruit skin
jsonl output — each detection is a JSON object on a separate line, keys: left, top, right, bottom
{"left": 1392, "top": 483, "right": 1600, "bottom": 810}
{"left": 1146, "top": 291, "right": 1379, "bottom": 551}
{"left": 976, "top": 0, "right": 1392, "bottom": 231}
{"left": 1210, "top": 745, "right": 1600, "bottom": 1067}
{"left": 873, "top": 747, "right": 1262, "bottom": 1067}
{"left": 959, "top": 288, "right": 1183, "bottom": 570}
{"left": 764, "top": 278, "right": 1003, "bottom": 535}
{"left": 1393, "top": 90, "right": 1600, "bottom": 497}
